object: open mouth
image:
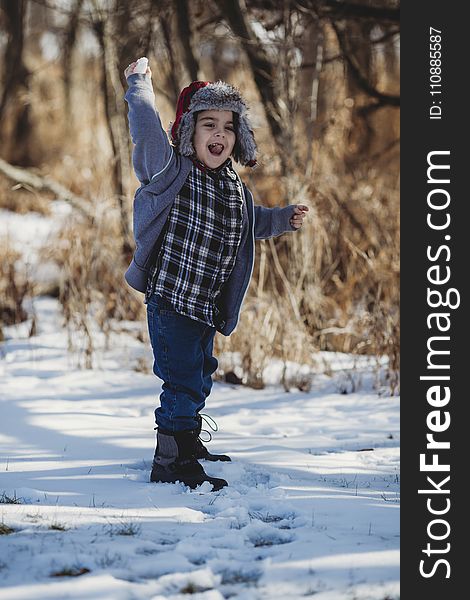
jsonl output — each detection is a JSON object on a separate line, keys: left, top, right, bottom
{"left": 208, "top": 143, "right": 224, "bottom": 156}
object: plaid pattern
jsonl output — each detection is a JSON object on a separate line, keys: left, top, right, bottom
{"left": 148, "top": 160, "right": 243, "bottom": 326}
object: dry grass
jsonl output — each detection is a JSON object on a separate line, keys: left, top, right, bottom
{"left": 0, "top": 523, "right": 15, "bottom": 535}
{"left": 217, "top": 161, "right": 399, "bottom": 392}
{"left": 0, "top": 241, "right": 33, "bottom": 340}
{"left": 40, "top": 200, "right": 144, "bottom": 368}
{"left": 0, "top": 491, "right": 24, "bottom": 504}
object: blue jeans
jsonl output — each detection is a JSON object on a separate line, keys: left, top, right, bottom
{"left": 146, "top": 293, "right": 218, "bottom": 432}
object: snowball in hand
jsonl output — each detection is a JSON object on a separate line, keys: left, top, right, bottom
{"left": 134, "top": 57, "right": 148, "bottom": 74}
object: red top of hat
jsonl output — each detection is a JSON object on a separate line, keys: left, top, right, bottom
{"left": 170, "top": 81, "right": 210, "bottom": 144}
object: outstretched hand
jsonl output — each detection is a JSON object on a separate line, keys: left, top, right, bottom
{"left": 124, "top": 57, "right": 152, "bottom": 80}
{"left": 290, "top": 205, "right": 309, "bottom": 229}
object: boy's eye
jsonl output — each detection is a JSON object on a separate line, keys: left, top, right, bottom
{"left": 202, "top": 122, "right": 234, "bottom": 131}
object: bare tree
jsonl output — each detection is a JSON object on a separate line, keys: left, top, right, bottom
{"left": 174, "top": 0, "right": 200, "bottom": 81}
{"left": 0, "top": 0, "right": 34, "bottom": 165}
{"left": 89, "top": 0, "right": 153, "bottom": 255}
{"left": 213, "top": 0, "right": 289, "bottom": 171}
{"left": 210, "top": 0, "right": 399, "bottom": 172}
{"left": 61, "top": 0, "right": 85, "bottom": 119}
{"left": 158, "top": 4, "right": 184, "bottom": 105}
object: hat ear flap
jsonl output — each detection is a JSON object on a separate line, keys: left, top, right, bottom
{"left": 233, "top": 115, "right": 257, "bottom": 166}
{"left": 178, "top": 112, "right": 196, "bottom": 157}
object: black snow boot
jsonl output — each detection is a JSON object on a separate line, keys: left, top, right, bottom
{"left": 150, "top": 428, "right": 228, "bottom": 491}
{"left": 193, "top": 414, "right": 231, "bottom": 462}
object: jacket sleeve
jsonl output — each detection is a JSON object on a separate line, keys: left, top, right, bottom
{"left": 253, "top": 204, "right": 298, "bottom": 239}
{"left": 124, "top": 73, "right": 174, "bottom": 186}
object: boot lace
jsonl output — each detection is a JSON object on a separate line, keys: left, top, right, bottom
{"left": 198, "top": 413, "right": 219, "bottom": 444}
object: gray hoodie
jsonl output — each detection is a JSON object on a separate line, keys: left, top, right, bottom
{"left": 124, "top": 73, "right": 298, "bottom": 336}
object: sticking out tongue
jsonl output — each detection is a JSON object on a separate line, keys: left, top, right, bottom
{"left": 209, "top": 144, "right": 223, "bottom": 156}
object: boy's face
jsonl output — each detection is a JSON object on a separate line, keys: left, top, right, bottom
{"left": 193, "top": 110, "right": 236, "bottom": 169}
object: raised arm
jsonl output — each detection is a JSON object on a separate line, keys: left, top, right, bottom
{"left": 124, "top": 64, "right": 174, "bottom": 186}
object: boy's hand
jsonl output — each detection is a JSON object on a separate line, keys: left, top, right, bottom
{"left": 124, "top": 57, "right": 152, "bottom": 80}
{"left": 290, "top": 204, "right": 309, "bottom": 229}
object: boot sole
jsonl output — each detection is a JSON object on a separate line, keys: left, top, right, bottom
{"left": 197, "top": 454, "right": 231, "bottom": 462}
{"left": 150, "top": 469, "right": 227, "bottom": 492}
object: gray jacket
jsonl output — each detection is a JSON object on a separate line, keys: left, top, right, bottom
{"left": 124, "top": 73, "right": 298, "bottom": 336}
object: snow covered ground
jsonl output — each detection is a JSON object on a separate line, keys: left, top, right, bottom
{"left": 0, "top": 204, "right": 71, "bottom": 289}
{"left": 0, "top": 294, "right": 400, "bottom": 600}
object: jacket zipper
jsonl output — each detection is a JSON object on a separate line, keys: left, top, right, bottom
{"left": 230, "top": 178, "right": 255, "bottom": 331}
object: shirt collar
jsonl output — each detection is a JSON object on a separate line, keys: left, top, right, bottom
{"left": 191, "top": 157, "right": 234, "bottom": 178}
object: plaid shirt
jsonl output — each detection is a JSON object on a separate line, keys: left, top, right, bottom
{"left": 147, "top": 159, "right": 243, "bottom": 327}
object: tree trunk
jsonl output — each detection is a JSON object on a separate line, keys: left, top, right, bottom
{"left": 174, "top": 0, "right": 200, "bottom": 82}
{"left": 214, "top": 0, "right": 288, "bottom": 171}
{"left": 93, "top": 12, "right": 133, "bottom": 254}
{"left": 0, "top": 0, "right": 34, "bottom": 166}
{"left": 62, "top": 0, "right": 84, "bottom": 121}
{"left": 117, "top": 0, "right": 153, "bottom": 88}
{"left": 341, "top": 19, "right": 375, "bottom": 155}
{"left": 159, "top": 10, "right": 184, "bottom": 106}
{"left": 297, "top": 16, "right": 323, "bottom": 172}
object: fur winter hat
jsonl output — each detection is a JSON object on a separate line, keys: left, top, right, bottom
{"left": 170, "top": 80, "right": 257, "bottom": 167}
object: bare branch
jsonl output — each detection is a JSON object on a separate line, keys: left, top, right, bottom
{"left": 0, "top": 157, "right": 94, "bottom": 219}
{"left": 332, "top": 22, "right": 400, "bottom": 106}
{"left": 296, "top": 0, "right": 400, "bottom": 24}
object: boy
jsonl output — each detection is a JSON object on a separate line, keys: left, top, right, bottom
{"left": 124, "top": 58, "right": 308, "bottom": 491}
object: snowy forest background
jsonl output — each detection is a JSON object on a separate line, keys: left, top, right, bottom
{"left": 0, "top": 1, "right": 400, "bottom": 599}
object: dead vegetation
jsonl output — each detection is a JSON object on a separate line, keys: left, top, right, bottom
{"left": 0, "top": 241, "right": 33, "bottom": 341}
{"left": 39, "top": 203, "right": 144, "bottom": 368}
